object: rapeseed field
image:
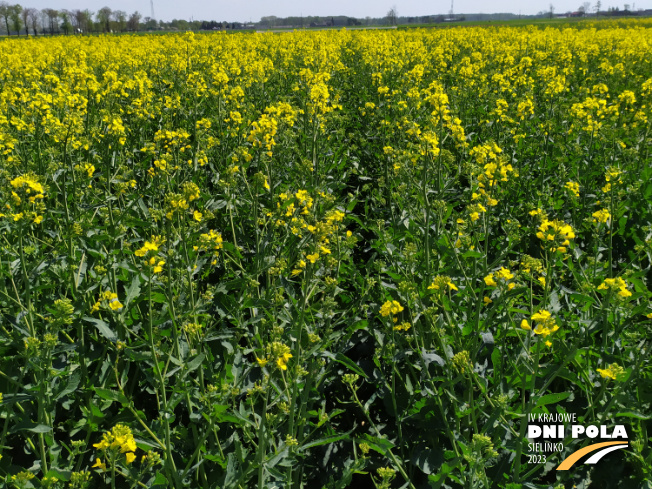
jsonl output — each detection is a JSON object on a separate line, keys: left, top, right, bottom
{"left": 1, "top": 20, "right": 651, "bottom": 488}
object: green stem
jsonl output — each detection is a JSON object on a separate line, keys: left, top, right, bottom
{"left": 257, "top": 386, "right": 270, "bottom": 489}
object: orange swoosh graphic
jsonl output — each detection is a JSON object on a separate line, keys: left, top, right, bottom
{"left": 557, "top": 441, "right": 628, "bottom": 470}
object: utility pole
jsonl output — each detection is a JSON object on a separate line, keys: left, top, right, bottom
{"left": 150, "top": 0, "right": 155, "bottom": 21}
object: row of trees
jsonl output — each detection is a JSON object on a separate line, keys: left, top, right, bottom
{"left": 0, "top": 3, "right": 153, "bottom": 35}
{"left": 2, "top": 1, "right": 650, "bottom": 35}
{"left": 0, "top": 3, "right": 251, "bottom": 36}
{"left": 541, "top": 2, "right": 651, "bottom": 18}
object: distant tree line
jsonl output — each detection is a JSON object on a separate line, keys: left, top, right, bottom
{"left": 1, "top": 2, "right": 651, "bottom": 35}
{"left": 0, "top": 3, "right": 152, "bottom": 35}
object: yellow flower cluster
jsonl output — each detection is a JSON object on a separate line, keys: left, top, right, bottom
{"left": 164, "top": 182, "right": 202, "bottom": 220}
{"left": 248, "top": 113, "right": 278, "bottom": 156}
{"left": 278, "top": 193, "right": 347, "bottom": 272}
{"left": 521, "top": 310, "right": 559, "bottom": 340}
{"left": 596, "top": 363, "right": 626, "bottom": 381}
{"left": 393, "top": 321, "right": 412, "bottom": 332}
{"left": 134, "top": 236, "right": 166, "bottom": 274}
{"left": 134, "top": 236, "right": 164, "bottom": 256}
{"left": 93, "top": 423, "right": 138, "bottom": 470}
{"left": 484, "top": 267, "right": 515, "bottom": 290}
{"left": 592, "top": 208, "right": 611, "bottom": 224}
{"left": 142, "top": 129, "right": 192, "bottom": 176}
{"left": 76, "top": 162, "right": 96, "bottom": 179}
{"left": 91, "top": 290, "right": 123, "bottom": 314}
{"left": 256, "top": 341, "right": 293, "bottom": 371}
{"left": 565, "top": 181, "right": 580, "bottom": 197}
{"left": 597, "top": 277, "right": 632, "bottom": 298}
{"left": 5, "top": 174, "right": 46, "bottom": 224}
{"left": 295, "top": 189, "right": 314, "bottom": 213}
{"left": 194, "top": 230, "right": 224, "bottom": 266}
{"left": 602, "top": 167, "right": 623, "bottom": 193}
{"left": 471, "top": 142, "right": 516, "bottom": 190}
{"left": 380, "top": 300, "right": 404, "bottom": 323}
{"left": 536, "top": 219, "right": 575, "bottom": 253}
{"left": 468, "top": 203, "right": 487, "bottom": 222}
{"left": 428, "top": 275, "right": 458, "bottom": 293}
{"left": 570, "top": 96, "right": 618, "bottom": 133}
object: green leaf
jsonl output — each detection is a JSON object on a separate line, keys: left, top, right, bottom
{"left": 358, "top": 434, "right": 394, "bottom": 456}
{"left": 45, "top": 468, "right": 71, "bottom": 482}
{"left": 535, "top": 392, "right": 570, "bottom": 408}
{"left": 301, "top": 433, "right": 351, "bottom": 450}
{"left": 462, "top": 250, "right": 483, "bottom": 259}
{"left": 83, "top": 317, "right": 117, "bottom": 342}
{"left": 324, "top": 352, "right": 368, "bottom": 378}
{"left": 185, "top": 353, "right": 205, "bottom": 373}
{"left": 411, "top": 445, "right": 444, "bottom": 475}
{"left": 124, "top": 274, "right": 142, "bottom": 308}
{"left": 54, "top": 370, "right": 81, "bottom": 401}
{"left": 614, "top": 411, "right": 651, "bottom": 420}
{"left": 94, "top": 388, "right": 128, "bottom": 405}
{"left": 152, "top": 472, "right": 168, "bottom": 486}
{"left": 10, "top": 422, "right": 52, "bottom": 434}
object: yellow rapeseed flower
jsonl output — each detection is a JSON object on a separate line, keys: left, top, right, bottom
{"left": 596, "top": 363, "right": 626, "bottom": 381}
{"left": 565, "top": 181, "right": 580, "bottom": 197}
{"left": 379, "top": 300, "right": 404, "bottom": 317}
{"left": 276, "top": 352, "right": 292, "bottom": 371}
{"left": 597, "top": 277, "right": 631, "bottom": 298}
{"left": 592, "top": 208, "right": 610, "bottom": 224}
{"left": 306, "top": 253, "right": 319, "bottom": 264}
{"left": 530, "top": 310, "right": 559, "bottom": 337}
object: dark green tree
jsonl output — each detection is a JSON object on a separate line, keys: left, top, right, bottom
{"left": 96, "top": 6, "right": 111, "bottom": 32}
{"left": 60, "top": 10, "right": 71, "bottom": 34}
{"left": 127, "top": 11, "right": 141, "bottom": 31}
{"left": 9, "top": 3, "right": 21, "bottom": 35}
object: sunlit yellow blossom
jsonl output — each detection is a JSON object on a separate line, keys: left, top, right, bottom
{"left": 93, "top": 423, "right": 137, "bottom": 468}
{"left": 380, "top": 300, "right": 404, "bottom": 317}
{"left": 592, "top": 209, "right": 610, "bottom": 224}
{"left": 536, "top": 219, "right": 574, "bottom": 253}
{"left": 306, "top": 253, "right": 319, "bottom": 264}
{"left": 596, "top": 363, "right": 626, "bottom": 381}
{"left": 484, "top": 274, "right": 497, "bottom": 287}
{"left": 11, "top": 174, "right": 45, "bottom": 197}
{"left": 597, "top": 277, "right": 631, "bottom": 298}
{"left": 394, "top": 321, "right": 412, "bottom": 332}
{"left": 134, "top": 236, "right": 165, "bottom": 257}
{"left": 91, "top": 290, "right": 123, "bottom": 313}
{"left": 530, "top": 310, "right": 559, "bottom": 337}
{"left": 276, "top": 352, "right": 292, "bottom": 371}
{"left": 428, "top": 276, "right": 458, "bottom": 292}
{"left": 565, "top": 181, "right": 580, "bottom": 197}
{"left": 484, "top": 267, "right": 514, "bottom": 289}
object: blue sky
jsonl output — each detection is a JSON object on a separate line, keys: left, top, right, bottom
{"left": 22, "top": 0, "right": 651, "bottom": 22}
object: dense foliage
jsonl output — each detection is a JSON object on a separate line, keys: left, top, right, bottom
{"left": 1, "top": 20, "right": 652, "bottom": 489}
